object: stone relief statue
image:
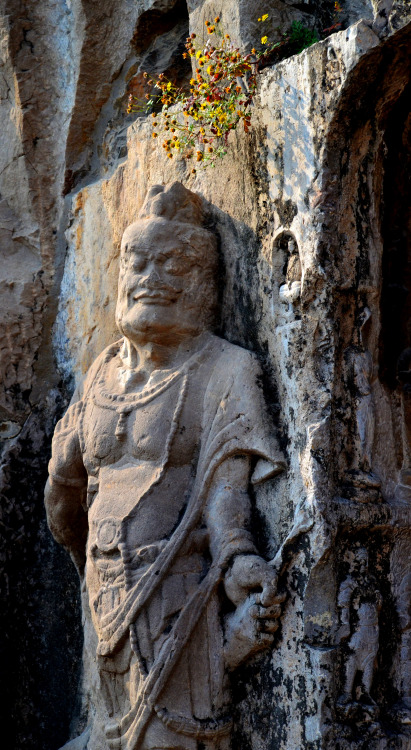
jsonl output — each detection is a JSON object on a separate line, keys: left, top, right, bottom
{"left": 278, "top": 236, "right": 302, "bottom": 323}
{"left": 336, "top": 547, "right": 382, "bottom": 722}
{"left": 346, "top": 308, "right": 380, "bottom": 501}
{"left": 45, "top": 182, "right": 286, "bottom": 750}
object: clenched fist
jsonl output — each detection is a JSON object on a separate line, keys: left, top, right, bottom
{"left": 224, "top": 554, "right": 285, "bottom": 669}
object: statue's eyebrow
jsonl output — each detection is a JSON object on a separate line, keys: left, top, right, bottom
{"left": 127, "top": 245, "right": 190, "bottom": 260}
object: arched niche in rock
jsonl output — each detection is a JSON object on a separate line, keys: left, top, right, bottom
{"left": 302, "top": 20, "right": 411, "bottom": 730}
{"left": 271, "top": 230, "right": 302, "bottom": 326}
{"left": 318, "top": 21, "right": 411, "bottom": 499}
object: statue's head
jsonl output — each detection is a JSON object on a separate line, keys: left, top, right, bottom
{"left": 116, "top": 182, "right": 218, "bottom": 346}
{"left": 355, "top": 547, "right": 369, "bottom": 575}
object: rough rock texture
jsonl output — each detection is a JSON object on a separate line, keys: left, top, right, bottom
{"left": 1, "top": 0, "right": 411, "bottom": 748}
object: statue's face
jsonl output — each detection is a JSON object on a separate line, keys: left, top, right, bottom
{"left": 116, "top": 219, "right": 213, "bottom": 345}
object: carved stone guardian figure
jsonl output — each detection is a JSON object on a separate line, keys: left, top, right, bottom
{"left": 336, "top": 547, "right": 382, "bottom": 723}
{"left": 45, "top": 182, "right": 286, "bottom": 750}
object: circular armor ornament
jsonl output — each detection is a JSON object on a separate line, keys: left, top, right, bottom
{"left": 96, "top": 516, "right": 121, "bottom": 552}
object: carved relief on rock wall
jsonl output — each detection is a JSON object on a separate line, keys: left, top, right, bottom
{"left": 335, "top": 546, "right": 382, "bottom": 722}
{"left": 45, "top": 182, "right": 292, "bottom": 750}
{"left": 273, "top": 231, "right": 302, "bottom": 327}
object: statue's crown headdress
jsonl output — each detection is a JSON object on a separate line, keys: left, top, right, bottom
{"left": 138, "top": 182, "right": 204, "bottom": 227}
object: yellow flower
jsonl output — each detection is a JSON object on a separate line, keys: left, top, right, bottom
{"left": 190, "top": 78, "right": 195, "bottom": 85}
{"left": 261, "top": 14, "right": 269, "bottom": 21}
{"left": 166, "top": 81, "right": 172, "bottom": 91}
{"left": 196, "top": 50, "right": 202, "bottom": 59}
{"left": 261, "top": 36, "right": 268, "bottom": 44}
{"left": 206, "top": 65, "right": 213, "bottom": 75}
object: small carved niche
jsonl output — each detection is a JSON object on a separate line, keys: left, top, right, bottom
{"left": 272, "top": 231, "right": 301, "bottom": 322}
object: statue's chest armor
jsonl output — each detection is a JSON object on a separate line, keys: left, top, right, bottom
{"left": 83, "top": 375, "right": 200, "bottom": 463}
{"left": 83, "top": 375, "right": 202, "bottom": 549}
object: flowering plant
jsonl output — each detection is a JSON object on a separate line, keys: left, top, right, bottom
{"left": 127, "top": 9, "right": 341, "bottom": 170}
{"left": 127, "top": 16, "right": 283, "bottom": 170}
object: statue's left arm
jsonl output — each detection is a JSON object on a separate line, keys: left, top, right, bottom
{"left": 201, "top": 345, "right": 286, "bottom": 668}
{"left": 204, "top": 456, "right": 284, "bottom": 669}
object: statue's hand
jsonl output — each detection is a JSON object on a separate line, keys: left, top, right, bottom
{"left": 224, "top": 554, "right": 280, "bottom": 607}
{"left": 224, "top": 591, "right": 284, "bottom": 670}
{"left": 223, "top": 555, "right": 285, "bottom": 670}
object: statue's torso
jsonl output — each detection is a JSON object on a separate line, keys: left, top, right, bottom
{"left": 81, "top": 340, "right": 214, "bottom": 637}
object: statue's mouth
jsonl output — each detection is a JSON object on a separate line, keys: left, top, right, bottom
{"left": 133, "top": 288, "right": 180, "bottom": 304}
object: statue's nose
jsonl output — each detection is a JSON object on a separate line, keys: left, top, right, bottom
{"left": 141, "top": 264, "right": 162, "bottom": 285}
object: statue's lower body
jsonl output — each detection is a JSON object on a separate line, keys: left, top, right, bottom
{"left": 96, "top": 580, "right": 231, "bottom": 750}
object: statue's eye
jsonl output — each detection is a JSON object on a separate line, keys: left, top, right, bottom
{"left": 163, "top": 256, "right": 188, "bottom": 275}
{"left": 132, "top": 256, "right": 147, "bottom": 273}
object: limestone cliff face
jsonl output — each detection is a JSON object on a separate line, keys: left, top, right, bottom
{"left": 1, "top": 1, "right": 411, "bottom": 748}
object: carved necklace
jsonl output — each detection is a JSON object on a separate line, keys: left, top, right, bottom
{"left": 92, "top": 337, "right": 211, "bottom": 441}
{"left": 94, "top": 343, "right": 183, "bottom": 409}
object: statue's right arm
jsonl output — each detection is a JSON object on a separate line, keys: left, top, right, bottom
{"left": 44, "top": 398, "right": 88, "bottom": 572}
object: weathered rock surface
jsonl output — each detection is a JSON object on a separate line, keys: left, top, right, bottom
{"left": 1, "top": 0, "right": 411, "bottom": 747}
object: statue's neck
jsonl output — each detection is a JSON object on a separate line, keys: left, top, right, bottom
{"left": 117, "top": 333, "right": 208, "bottom": 391}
